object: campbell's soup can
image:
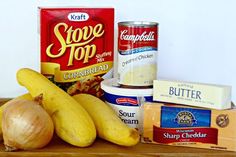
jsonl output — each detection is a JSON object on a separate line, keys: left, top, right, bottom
{"left": 117, "top": 21, "right": 158, "bottom": 87}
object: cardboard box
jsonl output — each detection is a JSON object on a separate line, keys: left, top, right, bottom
{"left": 153, "top": 79, "right": 232, "bottom": 109}
{"left": 40, "top": 7, "right": 114, "bottom": 98}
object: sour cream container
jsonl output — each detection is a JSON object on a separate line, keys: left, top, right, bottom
{"left": 101, "top": 78, "right": 153, "bottom": 129}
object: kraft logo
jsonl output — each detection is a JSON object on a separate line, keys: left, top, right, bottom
{"left": 116, "top": 98, "right": 138, "bottom": 105}
{"left": 68, "top": 12, "right": 89, "bottom": 22}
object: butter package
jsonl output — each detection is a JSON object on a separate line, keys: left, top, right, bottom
{"left": 40, "top": 8, "right": 114, "bottom": 98}
{"left": 153, "top": 80, "right": 232, "bottom": 110}
{"left": 141, "top": 102, "right": 236, "bottom": 151}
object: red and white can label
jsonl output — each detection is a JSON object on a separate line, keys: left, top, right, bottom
{"left": 117, "top": 22, "right": 158, "bottom": 87}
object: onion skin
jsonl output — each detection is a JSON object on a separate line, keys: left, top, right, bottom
{"left": 2, "top": 99, "right": 54, "bottom": 151}
{"left": 0, "top": 93, "right": 34, "bottom": 141}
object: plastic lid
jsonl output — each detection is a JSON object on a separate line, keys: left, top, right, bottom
{"left": 101, "top": 78, "right": 153, "bottom": 96}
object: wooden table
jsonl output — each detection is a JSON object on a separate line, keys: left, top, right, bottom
{"left": 0, "top": 136, "right": 236, "bottom": 157}
{"left": 1, "top": 99, "right": 236, "bottom": 156}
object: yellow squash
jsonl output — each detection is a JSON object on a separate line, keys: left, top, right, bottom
{"left": 73, "top": 94, "right": 140, "bottom": 146}
{"left": 16, "top": 68, "right": 96, "bottom": 147}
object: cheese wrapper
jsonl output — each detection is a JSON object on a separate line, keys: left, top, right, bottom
{"left": 141, "top": 102, "right": 236, "bottom": 151}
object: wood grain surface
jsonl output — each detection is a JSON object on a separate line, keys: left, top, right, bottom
{"left": 0, "top": 136, "right": 235, "bottom": 157}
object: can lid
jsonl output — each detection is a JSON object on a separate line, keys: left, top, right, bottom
{"left": 118, "top": 21, "right": 158, "bottom": 27}
{"left": 101, "top": 78, "right": 153, "bottom": 96}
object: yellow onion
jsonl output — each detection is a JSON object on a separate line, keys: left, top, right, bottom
{"left": 2, "top": 98, "right": 54, "bottom": 151}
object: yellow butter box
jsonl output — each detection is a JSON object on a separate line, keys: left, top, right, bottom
{"left": 141, "top": 102, "right": 236, "bottom": 151}
{"left": 153, "top": 80, "right": 232, "bottom": 109}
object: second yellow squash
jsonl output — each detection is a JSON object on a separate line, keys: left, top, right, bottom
{"left": 73, "top": 94, "right": 140, "bottom": 146}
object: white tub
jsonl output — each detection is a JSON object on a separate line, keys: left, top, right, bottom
{"left": 101, "top": 78, "right": 153, "bottom": 129}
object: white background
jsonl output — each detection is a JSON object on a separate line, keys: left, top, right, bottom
{"left": 0, "top": 0, "right": 235, "bottom": 103}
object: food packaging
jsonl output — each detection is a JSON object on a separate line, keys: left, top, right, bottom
{"left": 141, "top": 102, "right": 236, "bottom": 151}
{"left": 39, "top": 7, "right": 114, "bottom": 98}
{"left": 101, "top": 78, "right": 153, "bottom": 129}
{"left": 153, "top": 79, "right": 232, "bottom": 109}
